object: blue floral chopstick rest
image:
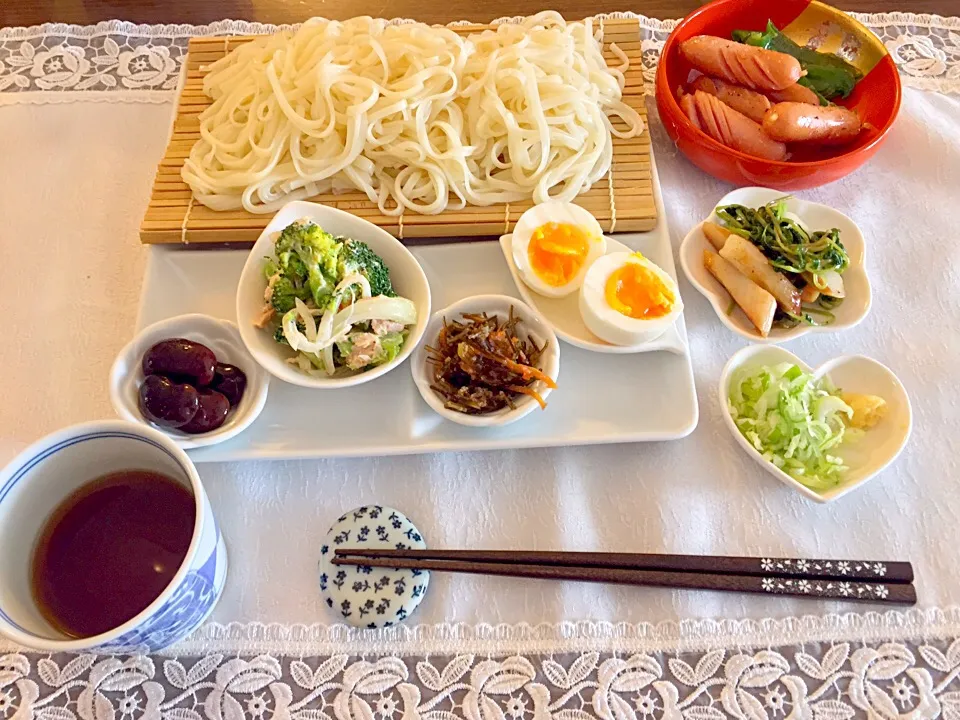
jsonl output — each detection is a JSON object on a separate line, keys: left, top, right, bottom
{"left": 318, "top": 505, "right": 430, "bottom": 628}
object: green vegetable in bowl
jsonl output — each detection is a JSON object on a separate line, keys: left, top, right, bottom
{"left": 268, "top": 276, "right": 310, "bottom": 314}
{"left": 733, "top": 21, "right": 863, "bottom": 101}
{"left": 274, "top": 221, "right": 341, "bottom": 308}
{"left": 338, "top": 238, "right": 396, "bottom": 298}
{"left": 257, "top": 219, "right": 418, "bottom": 377}
{"left": 715, "top": 196, "right": 849, "bottom": 328}
{"left": 728, "top": 362, "right": 858, "bottom": 490}
{"left": 717, "top": 198, "right": 848, "bottom": 275}
{"left": 335, "top": 330, "right": 405, "bottom": 370}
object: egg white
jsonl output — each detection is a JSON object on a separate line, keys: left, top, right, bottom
{"left": 511, "top": 201, "right": 606, "bottom": 298}
{"left": 579, "top": 252, "right": 683, "bottom": 346}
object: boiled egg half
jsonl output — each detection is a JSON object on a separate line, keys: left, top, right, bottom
{"left": 580, "top": 252, "right": 683, "bottom": 346}
{"left": 511, "top": 202, "right": 606, "bottom": 298}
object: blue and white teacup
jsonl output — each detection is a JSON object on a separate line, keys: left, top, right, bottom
{"left": 0, "top": 420, "right": 227, "bottom": 653}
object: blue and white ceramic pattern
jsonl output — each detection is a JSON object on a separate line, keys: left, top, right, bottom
{"left": 319, "top": 505, "right": 429, "bottom": 629}
{"left": 0, "top": 420, "right": 227, "bottom": 653}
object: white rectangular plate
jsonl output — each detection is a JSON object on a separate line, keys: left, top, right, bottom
{"left": 136, "top": 169, "right": 698, "bottom": 462}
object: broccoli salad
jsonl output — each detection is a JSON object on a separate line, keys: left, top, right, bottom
{"left": 255, "top": 219, "right": 418, "bottom": 377}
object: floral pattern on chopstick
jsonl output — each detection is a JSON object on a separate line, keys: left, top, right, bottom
{"left": 760, "top": 576, "right": 891, "bottom": 599}
{"left": 759, "top": 558, "right": 888, "bottom": 577}
{"left": 4, "top": 636, "right": 960, "bottom": 720}
{"left": 1, "top": 14, "right": 960, "bottom": 100}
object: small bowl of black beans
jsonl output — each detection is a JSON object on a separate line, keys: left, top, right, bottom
{"left": 110, "top": 314, "right": 270, "bottom": 448}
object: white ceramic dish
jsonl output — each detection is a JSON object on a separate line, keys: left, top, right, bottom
{"left": 109, "top": 314, "right": 270, "bottom": 449}
{"left": 135, "top": 159, "right": 697, "bottom": 461}
{"left": 679, "top": 187, "right": 871, "bottom": 343}
{"left": 719, "top": 345, "right": 912, "bottom": 503}
{"left": 410, "top": 295, "right": 560, "bottom": 427}
{"left": 139, "top": 244, "right": 697, "bottom": 461}
{"left": 236, "top": 200, "right": 431, "bottom": 389}
{"left": 500, "top": 234, "right": 686, "bottom": 355}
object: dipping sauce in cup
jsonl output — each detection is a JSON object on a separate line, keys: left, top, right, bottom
{"left": 0, "top": 420, "right": 227, "bottom": 653}
{"left": 32, "top": 470, "right": 195, "bottom": 638}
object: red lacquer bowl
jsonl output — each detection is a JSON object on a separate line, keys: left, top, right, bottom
{"left": 655, "top": 0, "right": 901, "bottom": 190}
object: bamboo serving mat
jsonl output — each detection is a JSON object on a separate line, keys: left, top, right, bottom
{"left": 141, "top": 18, "right": 656, "bottom": 245}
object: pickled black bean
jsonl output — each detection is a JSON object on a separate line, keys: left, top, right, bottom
{"left": 142, "top": 339, "right": 216, "bottom": 387}
{"left": 138, "top": 375, "right": 199, "bottom": 428}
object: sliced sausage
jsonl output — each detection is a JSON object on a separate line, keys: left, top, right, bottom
{"left": 680, "top": 36, "right": 802, "bottom": 92}
{"left": 688, "top": 91, "right": 787, "bottom": 161}
{"left": 679, "top": 91, "right": 701, "bottom": 129}
{"left": 767, "top": 83, "right": 821, "bottom": 105}
{"left": 762, "top": 102, "right": 862, "bottom": 144}
{"left": 691, "top": 76, "right": 771, "bottom": 123}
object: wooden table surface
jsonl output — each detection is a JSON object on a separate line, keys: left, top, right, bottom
{"left": 3, "top": 0, "right": 955, "bottom": 27}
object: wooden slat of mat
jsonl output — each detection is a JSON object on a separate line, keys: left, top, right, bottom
{"left": 140, "top": 17, "right": 656, "bottom": 245}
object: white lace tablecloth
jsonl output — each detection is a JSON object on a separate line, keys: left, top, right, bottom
{"left": 2, "top": 11, "right": 960, "bottom": 720}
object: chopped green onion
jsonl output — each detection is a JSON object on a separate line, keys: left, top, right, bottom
{"left": 728, "top": 363, "right": 854, "bottom": 489}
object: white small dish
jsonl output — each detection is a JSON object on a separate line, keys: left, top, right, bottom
{"left": 499, "top": 234, "right": 686, "bottom": 355}
{"left": 110, "top": 314, "right": 269, "bottom": 449}
{"left": 236, "top": 200, "right": 431, "bottom": 389}
{"left": 411, "top": 294, "right": 560, "bottom": 428}
{"left": 719, "top": 345, "right": 912, "bottom": 503}
{"left": 679, "top": 187, "right": 871, "bottom": 343}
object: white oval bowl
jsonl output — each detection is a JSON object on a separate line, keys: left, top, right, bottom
{"left": 679, "top": 187, "right": 871, "bottom": 343}
{"left": 236, "top": 200, "right": 431, "bottom": 389}
{"left": 719, "top": 344, "right": 912, "bottom": 503}
{"left": 499, "top": 234, "right": 686, "bottom": 355}
{"left": 411, "top": 294, "right": 561, "bottom": 427}
{"left": 109, "top": 314, "right": 270, "bottom": 449}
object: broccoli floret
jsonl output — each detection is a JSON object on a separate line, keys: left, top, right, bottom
{"left": 263, "top": 258, "right": 279, "bottom": 279}
{"left": 270, "top": 276, "right": 310, "bottom": 314}
{"left": 338, "top": 238, "right": 395, "bottom": 297}
{"left": 277, "top": 222, "right": 340, "bottom": 276}
{"left": 279, "top": 252, "right": 307, "bottom": 281}
{"left": 274, "top": 221, "right": 342, "bottom": 307}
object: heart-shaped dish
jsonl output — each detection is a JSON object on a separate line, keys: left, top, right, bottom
{"left": 680, "top": 187, "right": 871, "bottom": 343}
{"left": 719, "top": 345, "right": 911, "bottom": 503}
{"left": 499, "top": 234, "right": 687, "bottom": 355}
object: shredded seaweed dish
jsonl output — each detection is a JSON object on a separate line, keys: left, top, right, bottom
{"left": 426, "top": 308, "right": 557, "bottom": 415}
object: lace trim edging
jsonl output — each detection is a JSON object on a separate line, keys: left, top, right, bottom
{"left": 0, "top": 11, "right": 958, "bottom": 104}
{"left": 2, "top": 11, "right": 960, "bottom": 39}
{"left": 24, "top": 606, "right": 952, "bottom": 657}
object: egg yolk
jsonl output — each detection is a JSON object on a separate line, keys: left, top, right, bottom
{"left": 605, "top": 256, "right": 674, "bottom": 319}
{"left": 528, "top": 223, "right": 592, "bottom": 287}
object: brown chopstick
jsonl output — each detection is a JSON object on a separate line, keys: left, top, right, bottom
{"left": 333, "top": 551, "right": 917, "bottom": 605}
{"left": 332, "top": 554, "right": 915, "bottom": 605}
{"left": 334, "top": 548, "right": 913, "bottom": 583}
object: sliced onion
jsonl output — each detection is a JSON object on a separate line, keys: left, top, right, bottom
{"left": 286, "top": 294, "right": 415, "bottom": 357}
{"left": 293, "top": 302, "right": 356, "bottom": 355}
{"left": 295, "top": 298, "right": 318, "bottom": 342}
{"left": 282, "top": 309, "right": 303, "bottom": 351}
{"left": 322, "top": 345, "right": 336, "bottom": 376}
{"left": 332, "top": 296, "right": 417, "bottom": 332}
{"left": 336, "top": 273, "right": 372, "bottom": 299}
{"left": 315, "top": 302, "right": 336, "bottom": 348}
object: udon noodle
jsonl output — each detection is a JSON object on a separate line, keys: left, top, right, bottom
{"left": 182, "top": 12, "right": 644, "bottom": 215}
